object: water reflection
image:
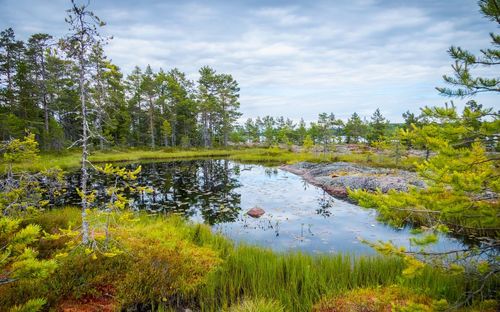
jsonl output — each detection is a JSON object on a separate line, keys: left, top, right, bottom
{"left": 63, "top": 159, "right": 242, "bottom": 225}
{"left": 61, "top": 159, "right": 466, "bottom": 254}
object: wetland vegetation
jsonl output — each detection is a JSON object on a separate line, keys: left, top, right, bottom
{"left": 0, "top": 0, "right": 499, "bottom": 311}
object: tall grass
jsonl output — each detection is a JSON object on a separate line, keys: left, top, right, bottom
{"left": 3, "top": 146, "right": 420, "bottom": 172}
{"left": 194, "top": 245, "right": 466, "bottom": 312}
{"left": 0, "top": 208, "right": 472, "bottom": 311}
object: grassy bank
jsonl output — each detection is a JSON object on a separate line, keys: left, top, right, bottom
{"left": 4, "top": 146, "right": 420, "bottom": 172}
{"left": 1, "top": 208, "right": 492, "bottom": 312}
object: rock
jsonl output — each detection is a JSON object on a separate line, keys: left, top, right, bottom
{"left": 281, "top": 161, "right": 425, "bottom": 199}
{"left": 323, "top": 186, "right": 348, "bottom": 198}
{"left": 247, "top": 207, "right": 265, "bottom": 218}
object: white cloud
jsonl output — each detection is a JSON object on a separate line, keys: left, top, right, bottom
{"left": 0, "top": 0, "right": 497, "bottom": 122}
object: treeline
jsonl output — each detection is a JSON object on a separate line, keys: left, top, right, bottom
{"left": 232, "top": 109, "right": 400, "bottom": 146}
{"left": 233, "top": 101, "right": 499, "bottom": 156}
{"left": 0, "top": 28, "right": 241, "bottom": 150}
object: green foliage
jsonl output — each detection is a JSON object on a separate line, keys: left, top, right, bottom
{"left": 8, "top": 298, "right": 47, "bottom": 312}
{"left": 115, "top": 218, "right": 222, "bottom": 306}
{"left": 0, "top": 216, "right": 57, "bottom": 287}
{"left": 344, "top": 112, "right": 368, "bottom": 144}
{"left": 0, "top": 133, "right": 65, "bottom": 217}
{"left": 349, "top": 90, "right": 499, "bottom": 305}
{"left": 302, "top": 134, "right": 314, "bottom": 152}
{"left": 436, "top": 0, "right": 499, "bottom": 97}
{"left": 1, "top": 132, "right": 39, "bottom": 164}
{"left": 367, "top": 108, "right": 388, "bottom": 143}
{"left": 0, "top": 209, "right": 471, "bottom": 311}
{"left": 312, "top": 286, "right": 437, "bottom": 312}
{"left": 227, "top": 298, "right": 285, "bottom": 312}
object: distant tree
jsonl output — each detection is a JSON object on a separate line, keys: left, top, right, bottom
{"left": 0, "top": 28, "right": 24, "bottom": 109}
{"left": 102, "top": 62, "right": 130, "bottom": 146}
{"left": 296, "top": 118, "right": 307, "bottom": 145}
{"left": 367, "top": 108, "right": 388, "bottom": 143}
{"left": 344, "top": 112, "right": 367, "bottom": 143}
{"left": 141, "top": 65, "right": 158, "bottom": 149}
{"left": 317, "top": 113, "right": 341, "bottom": 153}
{"left": 163, "top": 68, "right": 196, "bottom": 146}
{"left": 26, "top": 33, "right": 53, "bottom": 149}
{"left": 161, "top": 119, "right": 172, "bottom": 147}
{"left": 244, "top": 118, "right": 260, "bottom": 143}
{"left": 125, "top": 66, "right": 147, "bottom": 146}
{"left": 302, "top": 134, "right": 314, "bottom": 152}
{"left": 216, "top": 73, "right": 241, "bottom": 146}
{"left": 261, "top": 116, "right": 276, "bottom": 145}
{"left": 198, "top": 66, "right": 218, "bottom": 147}
{"left": 402, "top": 110, "right": 422, "bottom": 130}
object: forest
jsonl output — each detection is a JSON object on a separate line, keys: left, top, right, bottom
{"left": 0, "top": 25, "right": 434, "bottom": 151}
{"left": 0, "top": 0, "right": 499, "bottom": 311}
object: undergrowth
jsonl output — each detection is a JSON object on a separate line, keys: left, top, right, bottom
{"left": 0, "top": 208, "right": 475, "bottom": 312}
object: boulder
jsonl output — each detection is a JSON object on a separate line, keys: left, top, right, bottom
{"left": 323, "top": 186, "right": 348, "bottom": 198}
{"left": 247, "top": 207, "right": 265, "bottom": 218}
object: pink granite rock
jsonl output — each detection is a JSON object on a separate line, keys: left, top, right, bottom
{"left": 247, "top": 207, "right": 265, "bottom": 218}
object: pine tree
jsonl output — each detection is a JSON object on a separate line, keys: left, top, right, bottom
{"left": 26, "top": 33, "right": 53, "bottom": 149}
{"left": 349, "top": 2, "right": 500, "bottom": 305}
{"left": 216, "top": 73, "right": 241, "bottom": 146}
{"left": 436, "top": 0, "right": 499, "bottom": 97}
{"left": 344, "top": 112, "right": 367, "bottom": 143}
{"left": 367, "top": 108, "right": 388, "bottom": 143}
{"left": 141, "top": 65, "right": 158, "bottom": 149}
{"left": 198, "top": 66, "right": 218, "bottom": 147}
{"left": 0, "top": 28, "right": 24, "bottom": 110}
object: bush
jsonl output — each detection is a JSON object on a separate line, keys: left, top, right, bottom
{"left": 117, "top": 238, "right": 221, "bottom": 307}
{"left": 0, "top": 211, "right": 222, "bottom": 311}
{"left": 312, "top": 286, "right": 435, "bottom": 312}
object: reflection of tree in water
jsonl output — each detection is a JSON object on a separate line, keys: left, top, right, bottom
{"left": 316, "top": 191, "right": 334, "bottom": 217}
{"left": 62, "top": 160, "right": 242, "bottom": 225}
{"left": 198, "top": 159, "right": 242, "bottom": 224}
{"left": 264, "top": 167, "right": 278, "bottom": 177}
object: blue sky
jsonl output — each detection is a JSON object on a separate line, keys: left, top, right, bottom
{"left": 0, "top": 0, "right": 497, "bottom": 122}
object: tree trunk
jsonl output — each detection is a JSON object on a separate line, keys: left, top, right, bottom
{"left": 98, "top": 115, "right": 104, "bottom": 150}
{"left": 40, "top": 55, "right": 50, "bottom": 149}
{"left": 171, "top": 118, "right": 176, "bottom": 147}
{"left": 202, "top": 111, "right": 210, "bottom": 148}
{"left": 79, "top": 52, "right": 90, "bottom": 245}
{"left": 148, "top": 96, "right": 155, "bottom": 149}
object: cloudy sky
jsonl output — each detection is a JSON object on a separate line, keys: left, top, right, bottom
{"left": 0, "top": 0, "right": 497, "bottom": 122}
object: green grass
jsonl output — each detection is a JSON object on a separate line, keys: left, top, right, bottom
{"left": 3, "top": 146, "right": 420, "bottom": 172}
{"left": 0, "top": 208, "right": 472, "bottom": 312}
{"left": 195, "top": 245, "right": 466, "bottom": 312}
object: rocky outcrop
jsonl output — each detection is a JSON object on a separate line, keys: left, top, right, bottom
{"left": 281, "top": 162, "right": 424, "bottom": 200}
{"left": 247, "top": 207, "right": 266, "bottom": 218}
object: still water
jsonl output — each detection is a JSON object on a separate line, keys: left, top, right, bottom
{"left": 62, "top": 159, "right": 465, "bottom": 255}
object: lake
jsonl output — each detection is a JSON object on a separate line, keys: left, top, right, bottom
{"left": 61, "top": 159, "right": 465, "bottom": 255}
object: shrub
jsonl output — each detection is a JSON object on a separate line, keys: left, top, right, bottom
{"left": 115, "top": 217, "right": 222, "bottom": 307}
{"left": 312, "top": 286, "right": 435, "bottom": 312}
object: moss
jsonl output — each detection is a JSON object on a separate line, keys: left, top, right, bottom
{"left": 0, "top": 209, "right": 474, "bottom": 312}
{"left": 312, "top": 286, "right": 435, "bottom": 312}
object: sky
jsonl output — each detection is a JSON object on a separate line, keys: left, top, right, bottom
{"left": 0, "top": 0, "right": 497, "bottom": 123}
